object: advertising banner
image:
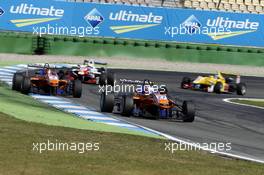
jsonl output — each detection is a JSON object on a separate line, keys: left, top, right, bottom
{"left": 0, "top": 0, "right": 263, "bottom": 47}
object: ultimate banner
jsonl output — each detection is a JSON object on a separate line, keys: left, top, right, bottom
{"left": 0, "top": 0, "right": 263, "bottom": 47}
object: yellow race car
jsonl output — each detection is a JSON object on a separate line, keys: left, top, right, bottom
{"left": 181, "top": 72, "right": 246, "bottom": 95}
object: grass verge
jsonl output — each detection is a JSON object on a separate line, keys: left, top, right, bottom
{"left": 0, "top": 60, "right": 31, "bottom": 67}
{"left": 231, "top": 99, "right": 264, "bottom": 108}
{"left": 0, "top": 84, "right": 161, "bottom": 138}
{"left": 0, "top": 112, "right": 264, "bottom": 175}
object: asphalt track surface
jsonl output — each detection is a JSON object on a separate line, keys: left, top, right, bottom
{"left": 72, "top": 69, "right": 264, "bottom": 161}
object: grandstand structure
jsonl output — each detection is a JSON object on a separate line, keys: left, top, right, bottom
{"left": 68, "top": 0, "right": 264, "bottom": 14}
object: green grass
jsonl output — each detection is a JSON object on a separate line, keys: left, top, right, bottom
{"left": 0, "top": 60, "right": 31, "bottom": 67}
{"left": 0, "top": 84, "right": 161, "bottom": 138}
{"left": 231, "top": 99, "right": 264, "bottom": 108}
{"left": 0, "top": 112, "right": 263, "bottom": 175}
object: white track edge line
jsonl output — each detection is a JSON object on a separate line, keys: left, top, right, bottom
{"left": 223, "top": 98, "right": 264, "bottom": 110}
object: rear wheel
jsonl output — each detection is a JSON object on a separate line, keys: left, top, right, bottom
{"left": 181, "top": 77, "right": 191, "bottom": 89}
{"left": 50, "top": 87, "right": 57, "bottom": 96}
{"left": 99, "top": 73, "right": 107, "bottom": 86}
{"left": 99, "top": 71, "right": 116, "bottom": 86}
{"left": 98, "top": 67, "right": 105, "bottom": 73}
{"left": 21, "top": 76, "right": 31, "bottom": 94}
{"left": 237, "top": 83, "right": 246, "bottom": 95}
{"left": 73, "top": 80, "right": 82, "bottom": 98}
{"left": 182, "top": 101, "right": 195, "bottom": 122}
{"left": 120, "top": 95, "right": 134, "bottom": 116}
{"left": 214, "top": 82, "right": 223, "bottom": 94}
{"left": 107, "top": 72, "right": 116, "bottom": 86}
{"left": 12, "top": 73, "right": 23, "bottom": 91}
{"left": 100, "top": 91, "right": 114, "bottom": 112}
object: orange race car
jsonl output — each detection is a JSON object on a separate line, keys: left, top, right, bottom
{"left": 100, "top": 79, "right": 195, "bottom": 122}
{"left": 12, "top": 63, "right": 82, "bottom": 98}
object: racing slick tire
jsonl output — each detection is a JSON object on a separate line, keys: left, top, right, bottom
{"left": 99, "top": 73, "right": 107, "bottom": 86}
{"left": 181, "top": 77, "right": 191, "bottom": 89}
{"left": 73, "top": 80, "right": 82, "bottom": 98}
{"left": 21, "top": 76, "right": 31, "bottom": 94}
{"left": 107, "top": 72, "right": 116, "bottom": 86}
{"left": 214, "top": 82, "right": 223, "bottom": 94}
{"left": 100, "top": 91, "right": 114, "bottom": 113}
{"left": 50, "top": 87, "right": 57, "bottom": 96}
{"left": 182, "top": 101, "right": 195, "bottom": 122}
{"left": 99, "top": 71, "right": 116, "bottom": 86}
{"left": 236, "top": 83, "right": 246, "bottom": 96}
{"left": 98, "top": 67, "right": 105, "bottom": 73}
{"left": 120, "top": 95, "right": 134, "bottom": 117}
{"left": 12, "top": 73, "right": 23, "bottom": 91}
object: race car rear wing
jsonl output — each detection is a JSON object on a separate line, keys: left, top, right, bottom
{"left": 27, "top": 63, "right": 75, "bottom": 69}
{"left": 94, "top": 61, "right": 107, "bottom": 65}
{"left": 119, "top": 79, "right": 155, "bottom": 85}
{"left": 27, "top": 63, "right": 57, "bottom": 69}
{"left": 84, "top": 59, "right": 107, "bottom": 65}
{"left": 120, "top": 79, "right": 143, "bottom": 85}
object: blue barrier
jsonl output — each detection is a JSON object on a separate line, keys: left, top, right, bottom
{"left": 0, "top": 0, "right": 263, "bottom": 47}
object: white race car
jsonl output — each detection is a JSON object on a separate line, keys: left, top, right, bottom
{"left": 73, "top": 60, "right": 115, "bottom": 86}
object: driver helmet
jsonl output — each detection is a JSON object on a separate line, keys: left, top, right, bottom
{"left": 214, "top": 74, "right": 219, "bottom": 79}
{"left": 39, "top": 69, "right": 45, "bottom": 76}
{"left": 83, "top": 60, "right": 89, "bottom": 65}
{"left": 47, "top": 69, "right": 52, "bottom": 75}
{"left": 88, "top": 60, "right": 94, "bottom": 67}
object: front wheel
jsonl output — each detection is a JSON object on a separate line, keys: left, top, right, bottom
{"left": 236, "top": 83, "right": 246, "bottom": 95}
{"left": 21, "top": 76, "right": 31, "bottom": 94}
{"left": 182, "top": 101, "right": 195, "bottom": 122}
{"left": 214, "top": 82, "right": 223, "bottom": 94}
{"left": 181, "top": 77, "right": 191, "bottom": 89}
{"left": 12, "top": 73, "right": 23, "bottom": 91}
{"left": 73, "top": 80, "right": 82, "bottom": 98}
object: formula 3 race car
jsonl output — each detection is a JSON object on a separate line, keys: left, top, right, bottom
{"left": 72, "top": 60, "right": 115, "bottom": 86}
{"left": 181, "top": 72, "right": 246, "bottom": 95}
{"left": 12, "top": 63, "right": 82, "bottom": 98}
{"left": 100, "top": 79, "right": 195, "bottom": 122}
